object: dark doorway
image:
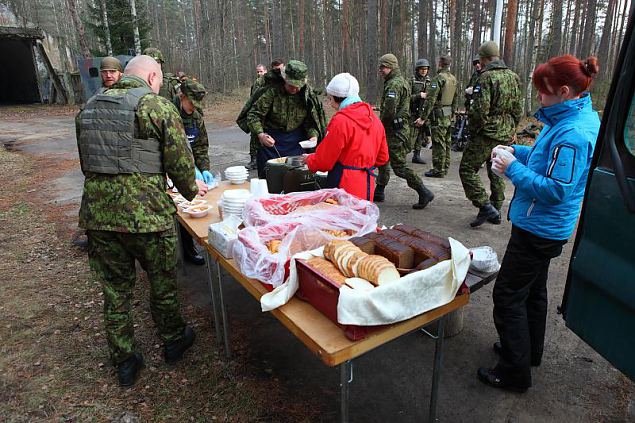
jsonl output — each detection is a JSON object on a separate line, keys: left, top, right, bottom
{"left": 0, "top": 38, "right": 40, "bottom": 104}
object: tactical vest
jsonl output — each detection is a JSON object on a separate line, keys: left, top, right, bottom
{"left": 78, "top": 87, "right": 164, "bottom": 175}
{"left": 438, "top": 72, "right": 458, "bottom": 106}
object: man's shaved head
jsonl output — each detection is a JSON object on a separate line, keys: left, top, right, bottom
{"left": 124, "top": 55, "right": 163, "bottom": 94}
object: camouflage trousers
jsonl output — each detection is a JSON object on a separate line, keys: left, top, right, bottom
{"left": 409, "top": 123, "right": 430, "bottom": 151}
{"left": 430, "top": 115, "right": 452, "bottom": 175}
{"left": 377, "top": 128, "right": 424, "bottom": 190}
{"left": 249, "top": 133, "right": 260, "bottom": 157}
{"left": 87, "top": 226, "right": 186, "bottom": 365}
{"left": 459, "top": 134, "right": 505, "bottom": 210}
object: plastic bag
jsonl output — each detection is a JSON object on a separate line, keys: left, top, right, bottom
{"left": 469, "top": 246, "right": 500, "bottom": 273}
{"left": 232, "top": 219, "right": 374, "bottom": 288}
{"left": 243, "top": 188, "right": 379, "bottom": 235}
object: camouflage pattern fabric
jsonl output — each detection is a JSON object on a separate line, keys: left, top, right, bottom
{"left": 177, "top": 98, "right": 210, "bottom": 171}
{"left": 377, "top": 69, "right": 423, "bottom": 189}
{"left": 464, "top": 69, "right": 481, "bottom": 110}
{"left": 246, "top": 83, "right": 324, "bottom": 140}
{"left": 250, "top": 75, "right": 265, "bottom": 96}
{"left": 430, "top": 115, "right": 452, "bottom": 175}
{"left": 76, "top": 75, "right": 199, "bottom": 233}
{"left": 459, "top": 134, "right": 505, "bottom": 210}
{"left": 421, "top": 68, "right": 457, "bottom": 175}
{"left": 461, "top": 59, "right": 521, "bottom": 210}
{"left": 410, "top": 73, "right": 431, "bottom": 151}
{"left": 88, "top": 227, "right": 186, "bottom": 365}
{"left": 249, "top": 133, "right": 259, "bottom": 157}
{"left": 159, "top": 72, "right": 180, "bottom": 102}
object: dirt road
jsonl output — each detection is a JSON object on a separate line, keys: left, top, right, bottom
{"left": 1, "top": 105, "right": 633, "bottom": 422}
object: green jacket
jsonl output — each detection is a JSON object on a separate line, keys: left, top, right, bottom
{"left": 175, "top": 97, "right": 210, "bottom": 171}
{"left": 159, "top": 72, "right": 180, "bottom": 101}
{"left": 236, "top": 71, "right": 285, "bottom": 134}
{"left": 246, "top": 82, "right": 326, "bottom": 141}
{"left": 468, "top": 59, "right": 523, "bottom": 142}
{"left": 250, "top": 75, "right": 265, "bottom": 95}
{"left": 420, "top": 68, "right": 458, "bottom": 122}
{"left": 465, "top": 69, "right": 481, "bottom": 110}
{"left": 380, "top": 68, "right": 410, "bottom": 132}
{"left": 76, "top": 76, "right": 198, "bottom": 233}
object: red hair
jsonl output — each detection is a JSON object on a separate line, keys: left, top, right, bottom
{"left": 533, "top": 55, "right": 599, "bottom": 96}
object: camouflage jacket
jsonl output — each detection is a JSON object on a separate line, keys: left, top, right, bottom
{"left": 159, "top": 72, "right": 180, "bottom": 102}
{"left": 380, "top": 68, "right": 410, "bottom": 132}
{"left": 175, "top": 97, "right": 210, "bottom": 171}
{"left": 468, "top": 59, "right": 523, "bottom": 142}
{"left": 237, "top": 71, "right": 285, "bottom": 133}
{"left": 246, "top": 82, "right": 326, "bottom": 141}
{"left": 420, "top": 68, "right": 458, "bottom": 122}
{"left": 410, "top": 73, "right": 431, "bottom": 120}
{"left": 250, "top": 75, "right": 265, "bottom": 95}
{"left": 465, "top": 69, "right": 481, "bottom": 110}
{"left": 76, "top": 76, "right": 198, "bottom": 233}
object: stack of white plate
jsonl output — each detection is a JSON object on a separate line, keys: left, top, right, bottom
{"left": 221, "top": 189, "right": 251, "bottom": 217}
{"left": 224, "top": 166, "right": 249, "bottom": 184}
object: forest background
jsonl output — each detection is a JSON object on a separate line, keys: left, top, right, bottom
{"left": 4, "top": 0, "right": 634, "bottom": 113}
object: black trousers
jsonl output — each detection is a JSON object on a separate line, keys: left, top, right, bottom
{"left": 493, "top": 225, "right": 566, "bottom": 387}
{"left": 179, "top": 223, "right": 197, "bottom": 257}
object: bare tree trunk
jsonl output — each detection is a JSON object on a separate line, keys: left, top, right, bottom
{"left": 547, "top": 0, "right": 563, "bottom": 58}
{"left": 320, "top": 0, "right": 328, "bottom": 85}
{"left": 299, "top": 0, "right": 305, "bottom": 57}
{"left": 366, "top": 0, "right": 378, "bottom": 104}
{"left": 472, "top": 0, "right": 481, "bottom": 52}
{"left": 99, "top": 0, "right": 113, "bottom": 55}
{"left": 129, "top": 0, "right": 142, "bottom": 55}
{"left": 503, "top": 0, "right": 518, "bottom": 66}
{"left": 66, "top": 0, "right": 91, "bottom": 58}
{"left": 525, "top": 0, "right": 543, "bottom": 115}
{"left": 343, "top": 0, "right": 350, "bottom": 70}
{"left": 598, "top": 0, "right": 616, "bottom": 77}
{"left": 418, "top": 0, "right": 428, "bottom": 58}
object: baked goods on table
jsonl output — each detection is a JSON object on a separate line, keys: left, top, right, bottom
{"left": 323, "top": 240, "right": 400, "bottom": 286}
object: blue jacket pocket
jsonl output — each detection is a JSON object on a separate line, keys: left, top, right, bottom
{"left": 547, "top": 144, "right": 575, "bottom": 184}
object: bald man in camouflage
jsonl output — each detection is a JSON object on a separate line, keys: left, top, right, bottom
{"left": 76, "top": 55, "right": 207, "bottom": 387}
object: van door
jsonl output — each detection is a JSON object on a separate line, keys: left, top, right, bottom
{"left": 561, "top": 9, "right": 635, "bottom": 381}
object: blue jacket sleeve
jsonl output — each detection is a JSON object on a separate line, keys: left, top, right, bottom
{"left": 512, "top": 145, "right": 531, "bottom": 165}
{"left": 506, "top": 128, "right": 593, "bottom": 204}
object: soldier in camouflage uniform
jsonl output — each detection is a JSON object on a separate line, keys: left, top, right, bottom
{"left": 76, "top": 55, "right": 207, "bottom": 387}
{"left": 375, "top": 53, "right": 434, "bottom": 209}
{"left": 246, "top": 60, "right": 326, "bottom": 179}
{"left": 100, "top": 56, "right": 123, "bottom": 89}
{"left": 144, "top": 47, "right": 180, "bottom": 101}
{"left": 244, "top": 59, "right": 285, "bottom": 170}
{"left": 409, "top": 58, "right": 431, "bottom": 164}
{"left": 174, "top": 78, "right": 211, "bottom": 265}
{"left": 460, "top": 41, "right": 523, "bottom": 227}
{"left": 420, "top": 56, "right": 458, "bottom": 178}
{"left": 464, "top": 55, "right": 482, "bottom": 111}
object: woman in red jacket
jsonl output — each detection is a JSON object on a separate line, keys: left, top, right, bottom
{"left": 304, "top": 73, "right": 389, "bottom": 201}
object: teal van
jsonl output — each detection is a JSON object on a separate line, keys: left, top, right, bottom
{"left": 562, "top": 5, "right": 635, "bottom": 381}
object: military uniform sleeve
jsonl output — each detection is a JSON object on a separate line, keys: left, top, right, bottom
{"left": 247, "top": 87, "right": 274, "bottom": 135}
{"left": 191, "top": 113, "right": 210, "bottom": 171}
{"left": 420, "top": 77, "right": 441, "bottom": 121}
{"left": 380, "top": 82, "right": 398, "bottom": 125}
{"left": 468, "top": 75, "right": 490, "bottom": 130}
{"left": 140, "top": 96, "right": 199, "bottom": 200}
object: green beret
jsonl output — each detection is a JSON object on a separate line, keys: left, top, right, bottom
{"left": 180, "top": 78, "right": 206, "bottom": 109}
{"left": 379, "top": 53, "right": 399, "bottom": 69}
{"left": 282, "top": 60, "right": 308, "bottom": 88}
{"left": 100, "top": 56, "right": 122, "bottom": 72}
{"left": 478, "top": 41, "right": 500, "bottom": 58}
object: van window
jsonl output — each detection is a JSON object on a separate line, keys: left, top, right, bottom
{"left": 89, "top": 67, "right": 99, "bottom": 78}
{"left": 626, "top": 94, "right": 635, "bottom": 156}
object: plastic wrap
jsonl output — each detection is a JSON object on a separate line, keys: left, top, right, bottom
{"left": 242, "top": 188, "right": 380, "bottom": 235}
{"left": 469, "top": 246, "right": 500, "bottom": 273}
{"left": 232, "top": 218, "right": 377, "bottom": 288}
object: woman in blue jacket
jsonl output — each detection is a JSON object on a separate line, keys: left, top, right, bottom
{"left": 477, "top": 55, "right": 601, "bottom": 392}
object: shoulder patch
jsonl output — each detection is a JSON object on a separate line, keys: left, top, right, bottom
{"left": 430, "top": 83, "right": 437, "bottom": 89}
{"left": 473, "top": 85, "right": 481, "bottom": 93}
{"left": 387, "top": 90, "right": 397, "bottom": 98}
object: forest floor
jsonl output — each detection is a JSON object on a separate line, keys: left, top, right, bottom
{"left": 0, "top": 102, "right": 633, "bottom": 423}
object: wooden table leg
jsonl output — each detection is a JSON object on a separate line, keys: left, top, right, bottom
{"left": 216, "top": 261, "right": 232, "bottom": 358}
{"left": 205, "top": 251, "right": 222, "bottom": 346}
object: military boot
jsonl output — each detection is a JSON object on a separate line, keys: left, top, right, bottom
{"left": 374, "top": 185, "right": 385, "bottom": 202}
{"left": 164, "top": 326, "right": 195, "bottom": 364}
{"left": 413, "top": 185, "right": 434, "bottom": 210}
{"left": 118, "top": 352, "right": 144, "bottom": 388}
{"left": 470, "top": 203, "right": 501, "bottom": 228}
{"left": 412, "top": 149, "right": 426, "bottom": 164}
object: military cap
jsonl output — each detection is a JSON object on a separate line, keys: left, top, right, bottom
{"left": 100, "top": 56, "right": 122, "bottom": 72}
{"left": 478, "top": 41, "right": 500, "bottom": 58}
{"left": 180, "top": 78, "right": 206, "bottom": 109}
{"left": 472, "top": 54, "right": 481, "bottom": 64}
{"left": 282, "top": 60, "right": 308, "bottom": 88}
{"left": 143, "top": 47, "right": 164, "bottom": 63}
{"left": 415, "top": 58, "right": 430, "bottom": 68}
{"left": 379, "top": 53, "right": 399, "bottom": 69}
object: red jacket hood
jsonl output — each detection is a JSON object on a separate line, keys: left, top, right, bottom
{"left": 336, "top": 102, "right": 375, "bottom": 130}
